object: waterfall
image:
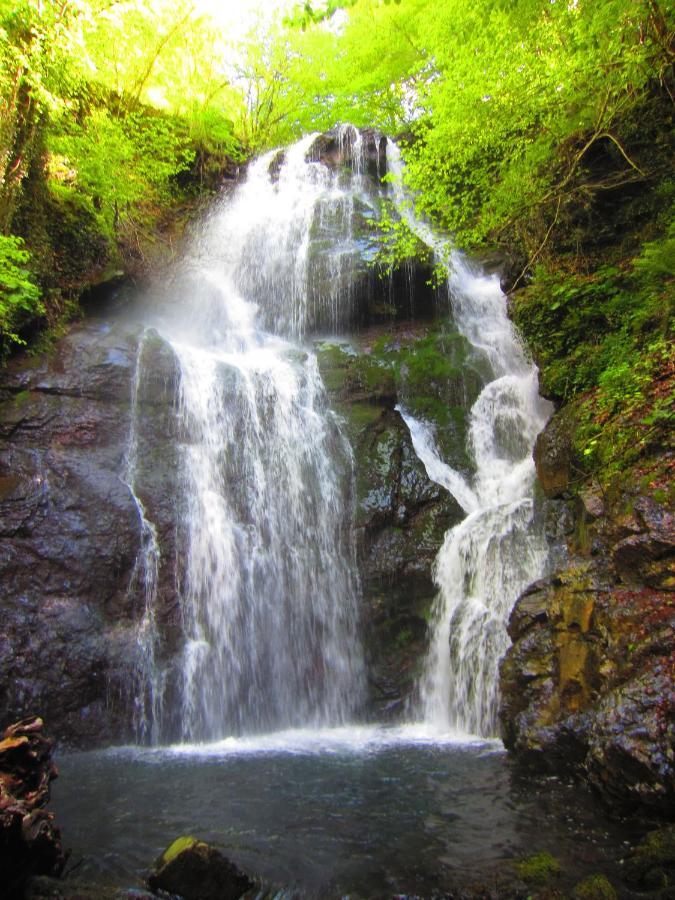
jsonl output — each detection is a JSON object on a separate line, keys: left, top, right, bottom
{"left": 124, "top": 127, "right": 550, "bottom": 745}
{"left": 128, "top": 127, "right": 373, "bottom": 743}
{"left": 124, "top": 333, "right": 165, "bottom": 744}
{"left": 387, "top": 141, "right": 552, "bottom": 737}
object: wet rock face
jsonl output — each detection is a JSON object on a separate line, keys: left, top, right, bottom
{"left": 500, "top": 480, "right": 675, "bottom": 815}
{"left": 0, "top": 717, "right": 67, "bottom": 898}
{"left": 308, "top": 126, "right": 387, "bottom": 179}
{"left": 0, "top": 322, "right": 460, "bottom": 743}
{"left": 316, "top": 337, "right": 464, "bottom": 717}
{"left": 268, "top": 126, "right": 439, "bottom": 334}
{"left": 355, "top": 406, "right": 460, "bottom": 716}
{"left": 0, "top": 322, "right": 182, "bottom": 746}
{"left": 532, "top": 408, "right": 576, "bottom": 497}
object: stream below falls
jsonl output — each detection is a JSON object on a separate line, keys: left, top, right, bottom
{"left": 53, "top": 727, "right": 640, "bottom": 897}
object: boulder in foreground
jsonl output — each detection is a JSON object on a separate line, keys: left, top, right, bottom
{"left": 148, "top": 835, "right": 254, "bottom": 900}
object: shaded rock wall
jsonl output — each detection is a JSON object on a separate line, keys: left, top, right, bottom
{"left": 500, "top": 423, "right": 675, "bottom": 815}
{"left": 0, "top": 128, "right": 462, "bottom": 745}
{"left": 0, "top": 322, "right": 182, "bottom": 745}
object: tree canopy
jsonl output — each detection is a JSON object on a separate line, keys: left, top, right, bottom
{"left": 0, "top": 0, "right": 672, "bottom": 356}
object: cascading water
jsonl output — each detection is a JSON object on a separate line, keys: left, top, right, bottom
{"left": 387, "top": 141, "right": 552, "bottom": 737}
{"left": 123, "top": 332, "right": 165, "bottom": 745}
{"left": 128, "top": 126, "right": 375, "bottom": 743}
{"left": 125, "top": 126, "right": 550, "bottom": 745}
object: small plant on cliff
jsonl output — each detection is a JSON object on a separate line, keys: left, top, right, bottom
{"left": 0, "top": 234, "right": 42, "bottom": 350}
{"left": 371, "top": 202, "right": 433, "bottom": 276}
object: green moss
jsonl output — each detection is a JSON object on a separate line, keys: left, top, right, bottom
{"left": 319, "top": 326, "right": 477, "bottom": 475}
{"left": 374, "top": 429, "right": 398, "bottom": 477}
{"left": 44, "top": 183, "right": 113, "bottom": 287}
{"left": 344, "top": 354, "right": 396, "bottom": 397}
{"left": 624, "top": 825, "right": 675, "bottom": 887}
{"left": 395, "top": 626, "right": 413, "bottom": 647}
{"left": 515, "top": 852, "right": 561, "bottom": 885}
{"left": 572, "top": 874, "right": 617, "bottom": 899}
{"left": 511, "top": 215, "right": 673, "bottom": 496}
{"left": 338, "top": 401, "right": 383, "bottom": 430}
{"left": 12, "top": 389, "right": 31, "bottom": 406}
{"left": 160, "top": 835, "right": 200, "bottom": 866}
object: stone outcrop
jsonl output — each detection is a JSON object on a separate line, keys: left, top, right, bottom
{"left": 500, "top": 421, "right": 675, "bottom": 813}
{"left": 623, "top": 824, "right": 675, "bottom": 891}
{"left": 0, "top": 318, "right": 461, "bottom": 746}
{"left": 0, "top": 717, "right": 67, "bottom": 898}
{"left": 316, "top": 334, "right": 465, "bottom": 716}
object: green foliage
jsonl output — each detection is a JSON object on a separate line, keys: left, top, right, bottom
{"left": 43, "top": 181, "right": 111, "bottom": 286}
{"left": 633, "top": 218, "right": 675, "bottom": 331}
{"left": 513, "top": 222, "right": 674, "bottom": 405}
{"left": 573, "top": 335, "right": 673, "bottom": 474}
{"left": 278, "top": 0, "right": 673, "bottom": 258}
{"left": 372, "top": 202, "right": 432, "bottom": 275}
{"left": 49, "top": 108, "right": 195, "bottom": 235}
{"left": 0, "top": 234, "right": 42, "bottom": 347}
{"left": 0, "top": 0, "right": 248, "bottom": 348}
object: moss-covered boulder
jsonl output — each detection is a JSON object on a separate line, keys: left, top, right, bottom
{"left": 572, "top": 874, "right": 617, "bottom": 899}
{"left": 623, "top": 825, "right": 675, "bottom": 890}
{"left": 148, "top": 836, "right": 254, "bottom": 900}
{"left": 515, "top": 852, "right": 562, "bottom": 886}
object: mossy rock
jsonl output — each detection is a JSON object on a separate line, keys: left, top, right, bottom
{"left": 572, "top": 874, "right": 617, "bottom": 899}
{"left": 148, "top": 835, "right": 254, "bottom": 900}
{"left": 623, "top": 825, "right": 675, "bottom": 888}
{"left": 515, "top": 852, "right": 562, "bottom": 885}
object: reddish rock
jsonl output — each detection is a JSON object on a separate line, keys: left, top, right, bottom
{"left": 500, "top": 486, "right": 675, "bottom": 815}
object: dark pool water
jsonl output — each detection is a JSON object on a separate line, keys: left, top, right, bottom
{"left": 52, "top": 726, "right": 637, "bottom": 898}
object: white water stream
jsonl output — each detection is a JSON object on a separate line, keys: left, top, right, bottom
{"left": 127, "top": 127, "right": 375, "bottom": 743}
{"left": 387, "top": 142, "right": 552, "bottom": 736}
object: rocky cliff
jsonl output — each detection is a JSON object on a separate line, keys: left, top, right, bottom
{"left": 0, "top": 314, "right": 466, "bottom": 746}
{"left": 500, "top": 413, "right": 674, "bottom": 815}
{"left": 0, "top": 322, "right": 182, "bottom": 745}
